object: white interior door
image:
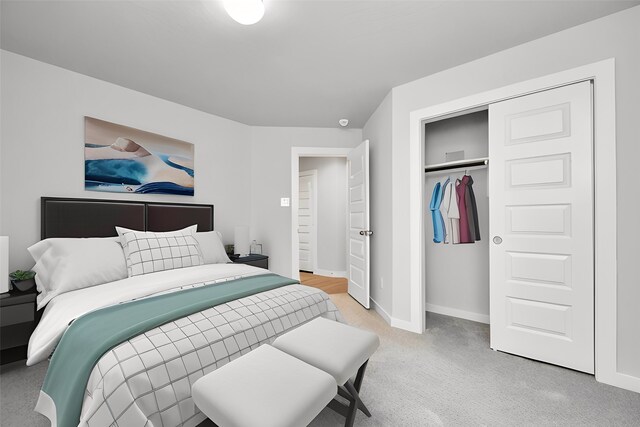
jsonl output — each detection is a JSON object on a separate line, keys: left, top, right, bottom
{"left": 298, "top": 170, "right": 317, "bottom": 272}
{"left": 489, "top": 81, "right": 594, "bottom": 373}
{"left": 347, "top": 140, "right": 371, "bottom": 309}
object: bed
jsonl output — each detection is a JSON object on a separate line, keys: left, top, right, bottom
{"left": 29, "top": 198, "right": 343, "bottom": 427}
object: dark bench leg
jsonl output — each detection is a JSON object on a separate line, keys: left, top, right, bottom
{"left": 327, "top": 360, "right": 372, "bottom": 427}
{"left": 353, "top": 360, "right": 368, "bottom": 393}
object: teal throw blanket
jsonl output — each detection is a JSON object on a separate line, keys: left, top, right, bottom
{"left": 41, "top": 273, "right": 297, "bottom": 427}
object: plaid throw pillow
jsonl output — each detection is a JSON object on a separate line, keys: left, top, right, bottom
{"left": 116, "top": 225, "right": 204, "bottom": 277}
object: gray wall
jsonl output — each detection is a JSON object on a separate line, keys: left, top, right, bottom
{"left": 0, "top": 52, "right": 363, "bottom": 284}
{"left": 299, "top": 157, "right": 347, "bottom": 275}
{"left": 424, "top": 111, "right": 489, "bottom": 321}
{"left": 0, "top": 53, "right": 360, "bottom": 305}
{"left": 386, "top": 6, "right": 640, "bottom": 377}
{"left": 0, "top": 50, "right": 253, "bottom": 270}
{"left": 362, "top": 91, "right": 393, "bottom": 317}
{"left": 250, "top": 126, "right": 362, "bottom": 278}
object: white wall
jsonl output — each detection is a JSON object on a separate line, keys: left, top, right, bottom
{"left": 424, "top": 111, "right": 489, "bottom": 322}
{"left": 387, "top": 6, "right": 640, "bottom": 378}
{"left": 0, "top": 51, "right": 363, "bottom": 283}
{"left": 0, "top": 50, "right": 253, "bottom": 270}
{"left": 299, "top": 157, "right": 347, "bottom": 275}
{"left": 250, "top": 127, "right": 362, "bottom": 278}
{"left": 362, "top": 91, "right": 393, "bottom": 317}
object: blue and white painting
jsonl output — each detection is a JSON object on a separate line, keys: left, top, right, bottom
{"left": 84, "top": 117, "right": 194, "bottom": 196}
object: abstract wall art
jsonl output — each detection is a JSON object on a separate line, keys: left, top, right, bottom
{"left": 84, "top": 117, "right": 195, "bottom": 196}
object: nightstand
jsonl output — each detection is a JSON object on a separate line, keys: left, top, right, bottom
{"left": 230, "top": 254, "right": 269, "bottom": 270}
{"left": 1, "top": 289, "right": 39, "bottom": 364}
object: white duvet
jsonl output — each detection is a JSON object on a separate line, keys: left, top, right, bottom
{"left": 32, "top": 263, "right": 343, "bottom": 427}
{"left": 27, "top": 263, "right": 266, "bottom": 366}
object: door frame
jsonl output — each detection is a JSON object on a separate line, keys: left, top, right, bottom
{"left": 298, "top": 169, "right": 318, "bottom": 273}
{"left": 408, "top": 59, "right": 630, "bottom": 391}
{"left": 291, "top": 147, "right": 352, "bottom": 280}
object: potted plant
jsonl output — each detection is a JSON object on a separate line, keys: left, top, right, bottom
{"left": 9, "top": 270, "right": 36, "bottom": 292}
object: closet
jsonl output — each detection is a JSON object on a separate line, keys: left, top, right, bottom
{"left": 424, "top": 110, "right": 490, "bottom": 324}
{"left": 423, "top": 81, "right": 595, "bottom": 374}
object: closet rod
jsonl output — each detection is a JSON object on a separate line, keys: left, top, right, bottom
{"left": 424, "top": 157, "right": 488, "bottom": 173}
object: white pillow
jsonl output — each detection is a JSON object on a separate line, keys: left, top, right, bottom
{"left": 116, "top": 225, "right": 204, "bottom": 277}
{"left": 28, "top": 237, "right": 127, "bottom": 310}
{"left": 195, "top": 231, "right": 232, "bottom": 265}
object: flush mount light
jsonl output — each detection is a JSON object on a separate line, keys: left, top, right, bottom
{"left": 339, "top": 119, "right": 349, "bottom": 127}
{"left": 224, "top": 0, "right": 265, "bottom": 25}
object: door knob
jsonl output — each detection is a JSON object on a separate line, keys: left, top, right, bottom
{"left": 360, "top": 230, "right": 373, "bottom": 236}
{"left": 493, "top": 236, "right": 503, "bottom": 245}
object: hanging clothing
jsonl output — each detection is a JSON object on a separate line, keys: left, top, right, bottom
{"left": 429, "top": 182, "right": 445, "bottom": 243}
{"left": 455, "top": 177, "right": 473, "bottom": 244}
{"left": 464, "top": 175, "right": 481, "bottom": 241}
{"left": 438, "top": 178, "right": 450, "bottom": 243}
{"left": 439, "top": 178, "right": 460, "bottom": 244}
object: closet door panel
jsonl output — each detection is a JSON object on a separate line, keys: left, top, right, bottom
{"left": 489, "top": 81, "right": 594, "bottom": 374}
{"left": 506, "top": 204, "right": 571, "bottom": 236}
{"left": 506, "top": 153, "right": 571, "bottom": 189}
{"left": 506, "top": 252, "right": 572, "bottom": 287}
{"left": 506, "top": 102, "right": 571, "bottom": 145}
{"left": 505, "top": 298, "right": 572, "bottom": 339}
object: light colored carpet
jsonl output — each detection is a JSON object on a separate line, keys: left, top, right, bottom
{"left": 0, "top": 351, "right": 49, "bottom": 426}
{"left": 311, "top": 294, "right": 640, "bottom": 426}
{"left": 1, "top": 293, "right": 639, "bottom": 426}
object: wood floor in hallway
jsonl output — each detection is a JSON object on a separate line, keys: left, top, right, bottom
{"left": 299, "top": 272, "right": 347, "bottom": 294}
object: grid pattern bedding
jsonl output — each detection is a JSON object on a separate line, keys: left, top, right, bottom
{"left": 76, "top": 284, "right": 343, "bottom": 427}
{"left": 118, "top": 227, "right": 204, "bottom": 277}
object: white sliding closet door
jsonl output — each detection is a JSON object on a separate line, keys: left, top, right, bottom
{"left": 489, "top": 81, "right": 594, "bottom": 373}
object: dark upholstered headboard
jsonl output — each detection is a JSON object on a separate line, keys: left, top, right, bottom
{"left": 41, "top": 197, "right": 214, "bottom": 239}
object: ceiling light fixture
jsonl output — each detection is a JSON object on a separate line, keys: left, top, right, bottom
{"left": 339, "top": 119, "right": 349, "bottom": 127}
{"left": 224, "top": 0, "right": 265, "bottom": 25}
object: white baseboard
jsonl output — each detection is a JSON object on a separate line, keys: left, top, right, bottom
{"left": 425, "top": 303, "right": 490, "bottom": 324}
{"left": 313, "top": 269, "right": 347, "bottom": 278}
{"left": 390, "top": 316, "right": 423, "bottom": 333}
{"left": 368, "top": 300, "right": 489, "bottom": 332}
{"left": 598, "top": 371, "right": 640, "bottom": 394}
{"left": 370, "top": 297, "right": 391, "bottom": 324}
{"left": 370, "top": 298, "right": 422, "bottom": 333}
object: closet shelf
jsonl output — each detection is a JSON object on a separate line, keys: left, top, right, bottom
{"left": 424, "top": 157, "right": 489, "bottom": 173}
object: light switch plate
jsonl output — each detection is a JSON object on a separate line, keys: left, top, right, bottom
{"left": 280, "top": 197, "right": 290, "bottom": 207}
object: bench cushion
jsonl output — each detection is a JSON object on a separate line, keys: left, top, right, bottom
{"left": 192, "top": 344, "right": 336, "bottom": 427}
{"left": 273, "top": 317, "right": 379, "bottom": 385}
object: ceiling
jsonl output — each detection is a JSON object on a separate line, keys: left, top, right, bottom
{"left": 1, "top": 1, "right": 638, "bottom": 128}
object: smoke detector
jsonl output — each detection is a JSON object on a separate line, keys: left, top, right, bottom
{"left": 338, "top": 119, "right": 349, "bottom": 127}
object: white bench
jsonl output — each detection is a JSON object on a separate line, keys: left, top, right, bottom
{"left": 192, "top": 344, "right": 337, "bottom": 427}
{"left": 192, "top": 318, "right": 379, "bottom": 427}
{"left": 273, "top": 318, "right": 380, "bottom": 427}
